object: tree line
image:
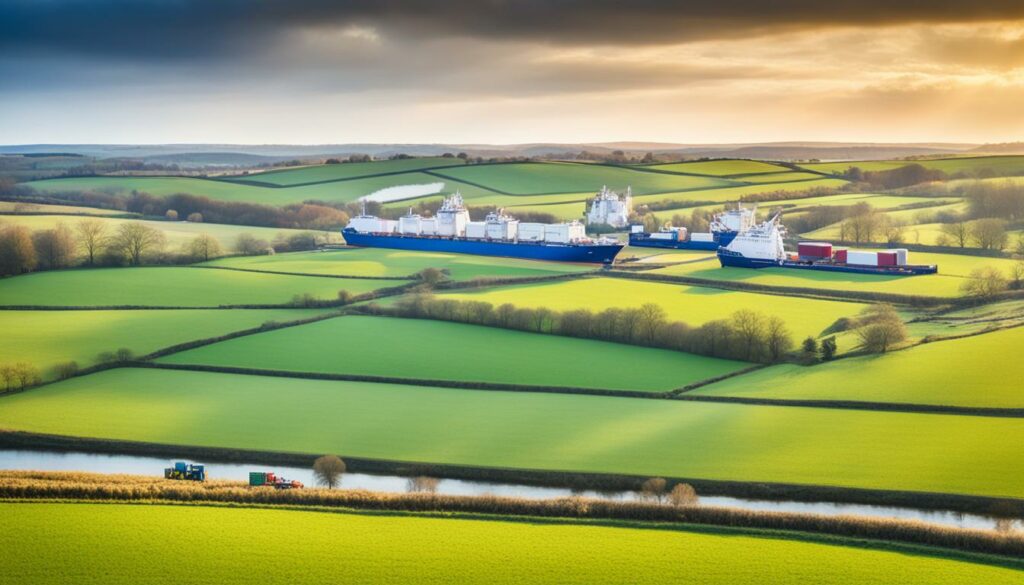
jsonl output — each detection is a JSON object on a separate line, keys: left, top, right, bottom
{"left": 365, "top": 294, "right": 796, "bottom": 364}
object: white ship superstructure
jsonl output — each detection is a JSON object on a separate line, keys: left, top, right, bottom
{"left": 586, "top": 186, "right": 632, "bottom": 228}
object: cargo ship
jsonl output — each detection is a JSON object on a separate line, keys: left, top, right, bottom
{"left": 629, "top": 205, "right": 756, "bottom": 250}
{"left": 342, "top": 193, "right": 624, "bottom": 264}
{"left": 717, "top": 213, "right": 938, "bottom": 275}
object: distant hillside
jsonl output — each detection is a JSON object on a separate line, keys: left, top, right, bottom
{"left": 969, "top": 142, "right": 1024, "bottom": 154}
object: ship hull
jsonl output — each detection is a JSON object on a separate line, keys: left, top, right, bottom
{"left": 343, "top": 230, "right": 623, "bottom": 264}
{"left": 629, "top": 231, "right": 737, "bottom": 250}
{"left": 718, "top": 250, "right": 938, "bottom": 275}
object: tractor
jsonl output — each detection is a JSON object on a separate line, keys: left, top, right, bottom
{"left": 164, "top": 461, "right": 206, "bottom": 482}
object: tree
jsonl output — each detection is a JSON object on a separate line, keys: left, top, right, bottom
{"left": 115, "top": 348, "right": 135, "bottom": 362}
{"left": 114, "top": 222, "right": 165, "bottom": 265}
{"left": 186, "top": 212, "right": 203, "bottom": 223}
{"left": 637, "top": 303, "right": 667, "bottom": 344}
{"left": 406, "top": 476, "right": 440, "bottom": 493}
{"left": 0, "top": 364, "right": 15, "bottom": 392}
{"left": 188, "top": 233, "right": 222, "bottom": 262}
{"left": 820, "top": 336, "right": 837, "bottom": 361}
{"left": 854, "top": 304, "right": 907, "bottom": 353}
{"left": 667, "top": 483, "right": 699, "bottom": 507}
{"left": 732, "top": 309, "right": 767, "bottom": 361}
{"left": 961, "top": 266, "right": 1009, "bottom": 299}
{"left": 235, "top": 233, "right": 271, "bottom": 256}
{"left": 641, "top": 477, "right": 667, "bottom": 503}
{"left": 417, "top": 267, "right": 447, "bottom": 286}
{"left": 32, "top": 223, "right": 78, "bottom": 269}
{"left": 968, "top": 218, "right": 1008, "bottom": 251}
{"left": 165, "top": 209, "right": 179, "bottom": 221}
{"left": 0, "top": 225, "right": 38, "bottom": 276}
{"left": 312, "top": 455, "right": 346, "bottom": 488}
{"left": 765, "top": 316, "right": 793, "bottom": 362}
{"left": 1011, "top": 262, "right": 1024, "bottom": 290}
{"left": 801, "top": 336, "right": 819, "bottom": 358}
{"left": 77, "top": 219, "right": 108, "bottom": 265}
{"left": 53, "top": 361, "right": 80, "bottom": 380}
{"left": 13, "top": 362, "right": 41, "bottom": 389}
{"left": 940, "top": 221, "right": 970, "bottom": 248}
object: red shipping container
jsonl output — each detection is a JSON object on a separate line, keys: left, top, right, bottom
{"left": 834, "top": 249, "right": 848, "bottom": 263}
{"left": 798, "top": 242, "right": 832, "bottom": 258}
{"left": 877, "top": 251, "right": 897, "bottom": 266}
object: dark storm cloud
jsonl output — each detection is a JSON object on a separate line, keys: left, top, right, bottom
{"left": 3, "top": 0, "right": 1024, "bottom": 61}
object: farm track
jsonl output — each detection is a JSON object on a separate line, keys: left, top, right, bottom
{"left": 2, "top": 431, "right": 1021, "bottom": 518}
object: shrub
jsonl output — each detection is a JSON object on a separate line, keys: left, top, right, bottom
{"left": 53, "top": 361, "right": 80, "bottom": 380}
{"left": 313, "top": 455, "right": 346, "bottom": 489}
{"left": 854, "top": 304, "right": 907, "bottom": 353}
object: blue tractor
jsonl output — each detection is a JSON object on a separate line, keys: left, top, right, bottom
{"left": 164, "top": 461, "right": 206, "bottom": 482}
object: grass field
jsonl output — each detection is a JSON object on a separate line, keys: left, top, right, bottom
{"left": 0, "top": 214, "right": 338, "bottom": 252}
{"left": 225, "top": 157, "right": 466, "bottom": 186}
{"left": 799, "top": 155, "right": 1024, "bottom": 177}
{"left": 439, "top": 277, "right": 864, "bottom": 339}
{"left": 0, "top": 201, "right": 127, "bottom": 215}
{"left": 0, "top": 308, "right": 329, "bottom": 378}
{"left": 157, "top": 315, "right": 747, "bottom": 391}
{"left": 694, "top": 326, "right": 1024, "bottom": 408}
{"left": 647, "top": 251, "right": 1021, "bottom": 298}
{"left": 7, "top": 503, "right": 1018, "bottom": 585}
{"left": 1, "top": 368, "right": 1021, "bottom": 497}
{"left": 630, "top": 178, "right": 849, "bottom": 208}
{"left": 430, "top": 162, "right": 737, "bottom": 195}
{"left": 0, "top": 267, "right": 403, "bottom": 307}
{"left": 734, "top": 171, "right": 824, "bottom": 183}
{"left": 645, "top": 160, "right": 792, "bottom": 176}
{"left": 204, "top": 248, "right": 595, "bottom": 280}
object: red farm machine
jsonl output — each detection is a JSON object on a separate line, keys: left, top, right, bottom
{"left": 249, "top": 471, "right": 303, "bottom": 489}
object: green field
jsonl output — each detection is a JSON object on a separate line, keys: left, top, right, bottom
{"left": 439, "top": 277, "right": 864, "bottom": 339}
{"left": 645, "top": 159, "right": 792, "bottom": 176}
{"left": 204, "top": 248, "right": 594, "bottom": 280}
{"left": 734, "top": 171, "right": 824, "bottom": 183}
{"left": 694, "top": 326, "right": 1024, "bottom": 408}
{"left": 226, "top": 157, "right": 466, "bottom": 186}
{"left": 630, "top": 178, "right": 849, "bottom": 208}
{"left": 7, "top": 504, "right": 1018, "bottom": 585}
{"left": 0, "top": 214, "right": 338, "bottom": 252}
{"left": 157, "top": 315, "right": 747, "bottom": 391}
{"left": 0, "top": 309, "right": 329, "bottom": 378}
{"left": 0, "top": 267, "right": 403, "bottom": 307}
{"left": 2, "top": 368, "right": 1021, "bottom": 497}
{"left": 0, "top": 201, "right": 126, "bottom": 215}
{"left": 799, "top": 155, "right": 1024, "bottom": 177}
{"left": 648, "top": 251, "right": 1021, "bottom": 298}
{"left": 431, "top": 162, "right": 736, "bottom": 195}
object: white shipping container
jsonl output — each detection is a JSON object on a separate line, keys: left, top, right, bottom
{"left": 466, "top": 222, "right": 487, "bottom": 239}
{"left": 420, "top": 218, "right": 438, "bottom": 235}
{"left": 518, "top": 223, "right": 545, "bottom": 242}
{"left": 893, "top": 248, "right": 909, "bottom": 266}
{"left": 348, "top": 216, "right": 381, "bottom": 233}
{"left": 486, "top": 220, "right": 518, "bottom": 241}
{"left": 847, "top": 250, "right": 879, "bottom": 266}
{"left": 650, "top": 232, "right": 675, "bottom": 240}
{"left": 380, "top": 220, "right": 398, "bottom": 234}
{"left": 631, "top": 225, "right": 645, "bottom": 234}
{"left": 399, "top": 216, "right": 422, "bottom": 235}
{"left": 690, "top": 232, "right": 715, "bottom": 242}
{"left": 544, "top": 222, "right": 585, "bottom": 244}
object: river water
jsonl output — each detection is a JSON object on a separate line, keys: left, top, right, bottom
{"left": 1, "top": 449, "right": 1013, "bottom": 531}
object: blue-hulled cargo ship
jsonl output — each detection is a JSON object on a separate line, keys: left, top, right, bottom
{"left": 628, "top": 205, "right": 754, "bottom": 250}
{"left": 342, "top": 194, "right": 624, "bottom": 264}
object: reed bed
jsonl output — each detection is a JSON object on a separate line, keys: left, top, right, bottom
{"left": 2, "top": 471, "right": 1021, "bottom": 559}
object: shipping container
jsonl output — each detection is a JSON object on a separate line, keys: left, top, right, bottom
{"left": 544, "top": 222, "right": 586, "bottom": 244}
{"left": 465, "top": 222, "right": 486, "bottom": 239}
{"left": 631, "top": 225, "right": 645, "bottom": 233}
{"left": 834, "top": 248, "right": 848, "bottom": 263}
{"left": 893, "top": 248, "right": 909, "bottom": 265}
{"left": 518, "top": 223, "right": 546, "bottom": 242}
{"left": 877, "top": 251, "right": 898, "bottom": 266}
{"left": 399, "top": 215, "right": 422, "bottom": 235}
{"left": 847, "top": 250, "right": 879, "bottom": 266}
{"left": 348, "top": 216, "right": 382, "bottom": 233}
{"left": 249, "top": 472, "right": 267, "bottom": 486}
{"left": 798, "top": 242, "right": 832, "bottom": 258}
{"left": 420, "top": 218, "right": 438, "bottom": 235}
{"left": 690, "top": 232, "right": 715, "bottom": 242}
{"left": 380, "top": 220, "right": 398, "bottom": 234}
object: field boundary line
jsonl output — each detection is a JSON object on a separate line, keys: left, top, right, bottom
{"left": 190, "top": 265, "right": 416, "bottom": 281}
{"left": 2, "top": 431, "right": 1021, "bottom": 518}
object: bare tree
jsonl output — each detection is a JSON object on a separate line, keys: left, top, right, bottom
{"left": 961, "top": 267, "right": 1009, "bottom": 299}
{"left": 640, "top": 477, "right": 667, "bottom": 503}
{"left": 637, "top": 303, "right": 667, "bottom": 344}
{"left": 0, "top": 364, "right": 15, "bottom": 392}
{"left": 313, "top": 455, "right": 346, "bottom": 489}
{"left": 32, "top": 223, "right": 77, "bottom": 269}
{"left": 13, "top": 362, "right": 41, "bottom": 389}
{"left": 188, "top": 233, "right": 222, "bottom": 262}
{"left": 0, "top": 225, "right": 38, "bottom": 276}
{"left": 969, "top": 218, "right": 1008, "bottom": 251}
{"left": 765, "top": 316, "right": 793, "bottom": 362}
{"left": 667, "top": 483, "right": 699, "bottom": 507}
{"left": 854, "top": 304, "right": 907, "bottom": 353}
{"left": 235, "top": 233, "right": 271, "bottom": 256}
{"left": 406, "top": 476, "right": 440, "bottom": 494}
{"left": 732, "top": 309, "right": 766, "bottom": 361}
{"left": 77, "top": 219, "right": 108, "bottom": 265}
{"left": 114, "top": 222, "right": 166, "bottom": 265}
{"left": 940, "top": 221, "right": 970, "bottom": 248}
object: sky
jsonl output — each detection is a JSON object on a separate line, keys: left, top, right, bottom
{"left": 2, "top": 0, "right": 1024, "bottom": 145}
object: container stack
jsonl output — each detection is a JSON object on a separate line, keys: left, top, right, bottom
{"left": 798, "top": 242, "right": 833, "bottom": 260}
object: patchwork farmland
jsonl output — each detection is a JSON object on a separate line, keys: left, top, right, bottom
{"left": 4, "top": 153, "right": 1024, "bottom": 583}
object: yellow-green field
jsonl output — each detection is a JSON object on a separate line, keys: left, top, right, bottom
{"left": 648, "top": 252, "right": 1020, "bottom": 298}
{"left": 0, "top": 201, "right": 126, "bottom": 215}
{"left": 0, "top": 308, "right": 329, "bottom": 378}
{"left": 8, "top": 503, "right": 1019, "bottom": 585}
{"left": 695, "top": 326, "right": 1024, "bottom": 408}
{"left": 645, "top": 159, "right": 792, "bottom": 175}
{"left": 437, "top": 277, "right": 863, "bottom": 339}
{"left": 0, "top": 267, "right": 403, "bottom": 306}
{"left": 157, "top": 315, "right": 748, "bottom": 391}
{"left": 205, "top": 248, "right": 595, "bottom": 280}
{"left": 1, "top": 368, "right": 1021, "bottom": 497}
{"left": 0, "top": 214, "right": 337, "bottom": 252}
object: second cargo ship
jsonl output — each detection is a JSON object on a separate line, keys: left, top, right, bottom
{"left": 342, "top": 193, "right": 624, "bottom": 264}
